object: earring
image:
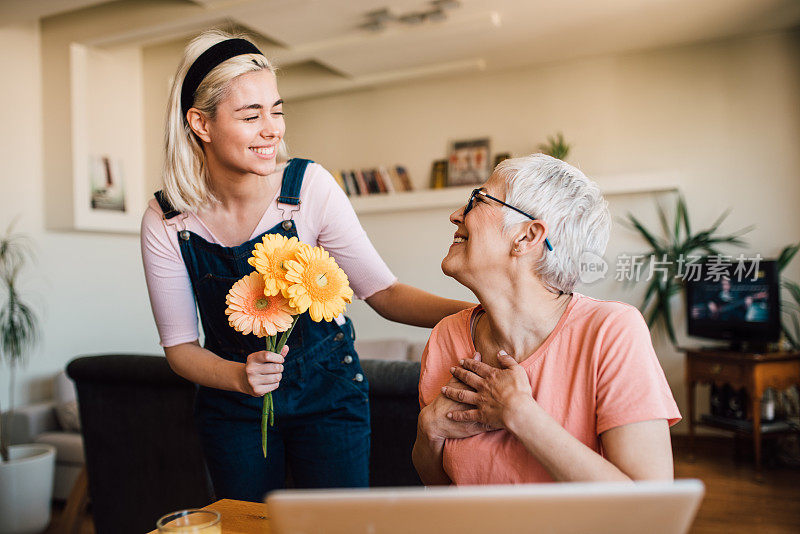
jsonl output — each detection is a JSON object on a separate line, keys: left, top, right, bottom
{"left": 514, "top": 246, "right": 520, "bottom": 252}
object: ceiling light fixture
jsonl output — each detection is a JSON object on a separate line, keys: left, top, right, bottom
{"left": 358, "top": 1, "right": 461, "bottom": 32}
{"left": 431, "top": 0, "right": 460, "bottom": 10}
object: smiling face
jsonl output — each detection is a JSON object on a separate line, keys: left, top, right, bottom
{"left": 441, "top": 171, "right": 515, "bottom": 288}
{"left": 194, "top": 68, "right": 285, "bottom": 179}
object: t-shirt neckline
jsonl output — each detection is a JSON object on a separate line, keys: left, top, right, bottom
{"left": 467, "top": 293, "right": 581, "bottom": 368}
{"left": 190, "top": 171, "right": 287, "bottom": 247}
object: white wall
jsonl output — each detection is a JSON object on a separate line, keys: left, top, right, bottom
{"left": 2, "top": 20, "right": 799, "bottom": 437}
{"left": 284, "top": 30, "right": 800, "bottom": 429}
{"left": 0, "top": 22, "right": 161, "bottom": 410}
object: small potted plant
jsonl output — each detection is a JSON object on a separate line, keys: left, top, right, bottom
{"left": 538, "top": 132, "right": 571, "bottom": 161}
{"left": 0, "top": 219, "right": 55, "bottom": 534}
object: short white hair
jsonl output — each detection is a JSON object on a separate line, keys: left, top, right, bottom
{"left": 162, "top": 29, "right": 289, "bottom": 213}
{"left": 496, "top": 154, "right": 610, "bottom": 294}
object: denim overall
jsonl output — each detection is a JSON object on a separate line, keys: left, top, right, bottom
{"left": 155, "top": 158, "right": 370, "bottom": 502}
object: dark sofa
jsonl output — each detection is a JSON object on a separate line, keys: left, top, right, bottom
{"left": 67, "top": 354, "right": 422, "bottom": 534}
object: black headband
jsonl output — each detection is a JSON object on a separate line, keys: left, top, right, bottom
{"left": 180, "top": 38, "right": 263, "bottom": 118}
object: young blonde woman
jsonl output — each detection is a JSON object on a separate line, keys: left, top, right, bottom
{"left": 140, "top": 30, "right": 469, "bottom": 502}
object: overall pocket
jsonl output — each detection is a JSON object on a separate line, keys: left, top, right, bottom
{"left": 307, "top": 342, "right": 370, "bottom": 418}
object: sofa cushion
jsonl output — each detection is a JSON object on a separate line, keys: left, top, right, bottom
{"left": 361, "top": 359, "right": 423, "bottom": 486}
{"left": 55, "top": 400, "right": 81, "bottom": 432}
{"left": 54, "top": 371, "right": 81, "bottom": 432}
{"left": 54, "top": 370, "right": 77, "bottom": 404}
{"left": 407, "top": 341, "right": 427, "bottom": 362}
{"left": 354, "top": 338, "right": 409, "bottom": 361}
{"left": 361, "top": 359, "right": 421, "bottom": 397}
{"left": 35, "top": 431, "right": 85, "bottom": 465}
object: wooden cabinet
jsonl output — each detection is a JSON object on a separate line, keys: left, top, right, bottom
{"left": 684, "top": 349, "right": 800, "bottom": 479}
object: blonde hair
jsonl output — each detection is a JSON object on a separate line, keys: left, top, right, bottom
{"left": 162, "top": 29, "right": 289, "bottom": 213}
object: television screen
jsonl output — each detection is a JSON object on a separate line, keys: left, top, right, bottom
{"left": 685, "top": 260, "right": 780, "bottom": 344}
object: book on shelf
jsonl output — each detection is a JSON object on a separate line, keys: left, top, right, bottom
{"left": 386, "top": 167, "right": 404, "bottom": 192}
{"left": 337, "top": 170, "right": 352, "bottom": 196}
{"left": 395, "top": 166, "right": 413, "bottom": 192}
{"left": 353, "top": 170, "right": 369, "bottom": 196}
{"left": 372, "top": 169, "right": 388, "bottom": 194}
{"left": 335, "top": 165, "right": 414, "bottom": 196}
{"left": 364, "top": 169, "right": 380, "bottom": 194}
{"left": 378, "top": 166, "right": 395, "bottom": 193}
{"left": 344, "top": 170, "right": 356, "bottom": 195}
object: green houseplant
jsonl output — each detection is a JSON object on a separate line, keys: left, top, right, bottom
{"left": 621, "top": 194, "right": 752, "bottom": 344}
{"left": 0, "top": 220, "right": 39, "bottom": 461}
{"left": 777, "top": 243, "right": 800, "bottom": 350}
{"left": 0, "top": 220, "right": 55, "bottom": 534}
{"left": 538, "top": 132, "right": 571, "bottom": 161}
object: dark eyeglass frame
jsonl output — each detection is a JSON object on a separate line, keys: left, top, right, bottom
{"left": 464, "top": 188, "right": 554, "bottom": 251}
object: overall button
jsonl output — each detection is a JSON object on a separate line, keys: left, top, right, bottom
{"left": 334, "top": 332, "right": 344, "bottom": 342}
{"left": 342, "top": 355, "right": 353, "bottom": 364}
{"left": 179, "top": 230, "right": 190, "bottom": 241}
{"left": 282, "top": 220, "right": 293, "bottom": 231}
{"left": 353, "top": 373, "right": 364, "bottom": 383}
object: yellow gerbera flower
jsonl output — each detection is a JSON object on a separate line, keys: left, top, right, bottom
{"left": 284, "top": 246, "right": 353, "bottom": 322}
{"left": 225, "top": 272, "right": 296, "bottom": 337}
{"left": 248, "top": 234, "right": 305, "bottom": 296}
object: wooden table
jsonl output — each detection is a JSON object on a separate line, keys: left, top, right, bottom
{"left": 684, "top": 348, "right": 800, "bottom": 478}
{"left": 147, "top": 499, "right": 270, "bottom": 533}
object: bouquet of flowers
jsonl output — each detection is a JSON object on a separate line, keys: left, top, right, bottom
{"left": 224, "top": 234, "right": 353, "bottom": 457}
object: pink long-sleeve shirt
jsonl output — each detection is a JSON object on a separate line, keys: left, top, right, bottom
{"left": 140, "top": 162, "right": 397, "bottom": 348}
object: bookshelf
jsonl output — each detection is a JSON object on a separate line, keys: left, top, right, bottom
{"left": 348, "top": 171, "right": 681, "bottom": 215}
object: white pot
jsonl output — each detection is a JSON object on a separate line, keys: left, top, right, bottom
{"left": 0, "top": 444, "right": 56, "bottom": 534}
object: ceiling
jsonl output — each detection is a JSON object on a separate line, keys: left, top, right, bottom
{"left": 6, "top": 0, "right": 800, "bottom": 100}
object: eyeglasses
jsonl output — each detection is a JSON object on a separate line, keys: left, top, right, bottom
{"left": 464, "top": 188, "right": 554, "bottom": 251}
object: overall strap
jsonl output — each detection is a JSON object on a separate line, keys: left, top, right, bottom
{"left": 154, "top": 190, "right": 182, "bottom": 220}
{"left": 278, "top": 158, "right": 313, "bottom": 205}
{"left": 154, "top": 190, "right": 189, "bottom": 233}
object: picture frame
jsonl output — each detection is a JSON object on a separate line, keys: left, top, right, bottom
{"left": 89, "top": 155, "right": 126, "bottom": 212}
{"left": 70, "top": 43, "right": 144, "bottom": 233}
{"left": 447, "top": 138, "right": 490, "bottom": 187}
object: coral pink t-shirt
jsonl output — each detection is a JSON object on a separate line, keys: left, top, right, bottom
{"left": 418, "top": 293, "right": 681, "bottom": 485}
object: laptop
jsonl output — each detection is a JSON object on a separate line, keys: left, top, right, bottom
{"left": 266, "top": 479, "right": 704, "bottom": 534}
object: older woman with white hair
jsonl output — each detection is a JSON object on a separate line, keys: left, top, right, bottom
{"left": 412, "top": 154, "right": 680, "bottom": 485}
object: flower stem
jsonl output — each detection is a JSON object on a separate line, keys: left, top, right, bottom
{"left": 261, "top": 319, "right": 300, "bottom": 458}
{"left": 275, "top": 315, "right": 300, "bottom": 353}
{"left": 262, "top": 392, "right": 269, "bottom": 458}
{"left": 262, "top": 334, "right": 277, "bottom": 458}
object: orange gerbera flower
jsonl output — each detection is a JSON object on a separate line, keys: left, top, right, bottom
{"left": 225, "top": 272, "right": 296, "bottom": 337}
{"left": 284, "top": 246, "right": 353, "bottom": 322}
{"left": 248, "top": 234, "right": 306, "bottom": 297}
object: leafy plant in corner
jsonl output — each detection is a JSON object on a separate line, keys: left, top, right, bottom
{"left": 0, "top": 219, "right": 39, "bottom": 462}
{"left": 621, "top": 194, "right": 752, "bottom": 345}
{"left": 538, "top": 132, "right": 571, "bottom": 161}
{"left": 777, "top": 242, "right": 800, "bottom": 350}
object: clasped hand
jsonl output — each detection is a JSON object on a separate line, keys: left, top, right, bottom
{"left": 441, "top": 350, "right": 534, "bottom": 430}
{"left": 242, "top": 345, "right": 288, "bottom": 396}
{"left": 420, "top": 352, "right": 492, "bottom": 440}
